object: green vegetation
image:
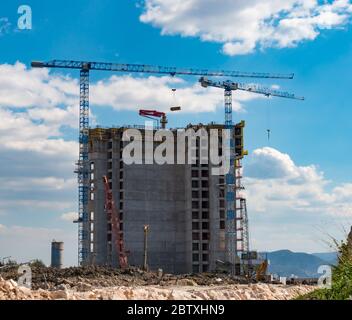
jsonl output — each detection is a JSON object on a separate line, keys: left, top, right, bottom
{"left": 0, "top": 259, "right": 18, "bottom": 267}
{"left": 29, "top": 260, "right": 46, "bottom": 269}
{"left": 0, "top": 259, "right": 46, "bottom": 269}
{"left": 298, "top": 233, "right": 352, "bottom": 300}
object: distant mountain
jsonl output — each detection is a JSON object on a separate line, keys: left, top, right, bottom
{"left": 262, "top": 250, "right": 336, "bottom": 278}
{"left": 312, "top": 252, "right": 338, "bottom": 265}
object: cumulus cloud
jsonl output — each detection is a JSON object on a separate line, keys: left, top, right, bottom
{"left": 243, "top": 147, "right": 352, "bottom": 252}
{"left": 61, "top": 212, "right": 78, "bottom": 222}
{"left": 245, "top": 147, "right": 352, "bottom": 217}
{"left": 0, "top": 63, "right": 80, "bottom": 234}
{"left": 0, "top": 62, "right": 264, "bottom": 116}
{"left": 0, "top": 200, "right": 74, "bottom": 212}
{"left": 91, "top": 75, "right": 264, "bottom": 113}
{"left": 0, "top": 62, "right": 78, "bottom": 109}
{"left": 246, "top": 147, "right": 323, "bottom": 182}
{"left": 140, "top": 0, "right": 352, "bottom": 55}
{"left": 92, "top": 75, "right": 219, "bottom": 112}
{"left": 0, "top": 108, "right": 78, "bottom": 155}
{"left": 0, "top": 177, "right": 75, "bottom": 192}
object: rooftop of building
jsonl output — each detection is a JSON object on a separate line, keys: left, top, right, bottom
{"left": 88, "top": 122, "right": 227, "bottom": 141}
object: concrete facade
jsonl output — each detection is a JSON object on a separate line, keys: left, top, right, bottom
{"left": 84, "top": 124, "right": 227, "bottom": 274}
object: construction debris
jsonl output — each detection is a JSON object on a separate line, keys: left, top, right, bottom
{"left": 0, "top": 275, "right": 315, "bottom": 301}
{"left": 0, "top": 266, "right": 318, "bottom": 300}
{"left": 0, "top": 266, "right": 255, "bottom": 291}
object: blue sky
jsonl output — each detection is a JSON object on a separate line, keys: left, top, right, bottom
{"left": 0, "top": 0, "right": 352, "bottom": 266}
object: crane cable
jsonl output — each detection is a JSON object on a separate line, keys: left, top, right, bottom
{"left": 266, "top": 103, "right": 271, "bottom": 145}
{"left": 172, "top": 88, "right": 178, "bottom": 109}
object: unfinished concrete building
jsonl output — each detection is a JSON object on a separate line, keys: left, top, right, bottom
{"left": 83, "top": 124, "right": 230, "bottom": 274}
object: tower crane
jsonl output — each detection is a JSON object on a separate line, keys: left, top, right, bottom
{"left": 31, "top": 59, "right": 294, "bottom": 266}
{"left": 199, "top": 77, "right": 304, "bottom": 275}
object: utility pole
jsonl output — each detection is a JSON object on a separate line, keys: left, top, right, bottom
{"left": 143, "top": 225, "right": 150, "bottom": 271}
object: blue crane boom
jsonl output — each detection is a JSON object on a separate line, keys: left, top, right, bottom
{"left": 31, "top": 59, "right": 296, "bottom": 267}
{"left": 199, "top": 77, "right": 305, "bottom": 100}
{"left": 31, "top": 60, "right": 294, "bottom": 79}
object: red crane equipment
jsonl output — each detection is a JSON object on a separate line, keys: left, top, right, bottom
{"left": 139, "top": 110, "right": 168, "bottom": 129}
{"left": 103, "top": 176, "right": 128, "bottom": 269}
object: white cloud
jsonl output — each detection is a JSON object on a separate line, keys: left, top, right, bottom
{"left": 91, "top": 75, "right": 263, "bottom": 113}
{"left": 140, "top": 0, "right": 352, "bottom": 55}
{"left": 0, "top": 62, "right": 264, "bottom": 118}
{"left": 0, "top": 177, "right": 75, "bottom": 192}
{"left": 223, "top": 41, "right": 256, "bottom": 56}
{"left": 92, "top": 75, "right": 218, "bottom": 112}
{"left": 0, "top": 64, "right": 80, "bottom": 240}
{"left": 250, "top": 222, "right": 327, "bottom": 253}
{"left": 27, "top": 106, "right": 78, "bottom": 129}
{"left": 245, "top": 147, "right": 352, "bottom": 217}
{"left": 243, "top": 147, "right": 352, "bottom": 252}
{"left": 246, "top": 147, "right": 323, "bottom": 181}
{"left": 0, "top": 109, "right": 78, "bottom": 155}
{"left": 0, "top": 62, "right": 78, "bottom": 109}
{"left": 61, "top": 212, "right": 78, "bottom": 222}
{"left": 0, "top": 200, "right": 73, "bottom": 210}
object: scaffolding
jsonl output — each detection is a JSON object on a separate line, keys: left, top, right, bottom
{"left": 225, "top": 122, "right": 250, "bottom": 276}
{"left": 224, "top": 89, "right": 237, "bottom": 275}
{"left": 235, "top": 158, "right": 251, "bottom": 276}
{"left": 75, "top": 68, "right": 90, "bottom": 265}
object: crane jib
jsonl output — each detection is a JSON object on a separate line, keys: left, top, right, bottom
{"left": 31, "top": 60, "right": 294, "bottom": 79}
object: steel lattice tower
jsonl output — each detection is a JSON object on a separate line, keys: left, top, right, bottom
{"left": 77, "top": 66, "right": 90, "bottom": 264}
{"left": 224, "top": 89, "right": 237, "bottom": 274}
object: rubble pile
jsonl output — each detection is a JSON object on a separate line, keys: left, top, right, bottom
{"left": 0, "top": 276, "right": 315, "bottom": 300}
{"left": 0, "top": 277, "right": 45, "bottom": 300}
{"left": 74, "top": 284, "right": 315, "bottom": 300}
{"left": 0, "top": 266, "right": 316, "bottom": 300}
{"left": 0, "top": 266, "right": 252, "bottom": 291}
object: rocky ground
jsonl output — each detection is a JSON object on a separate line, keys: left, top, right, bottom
{"left": 0, "top": 266, "right": 316, "bottom": 300}
{"left": 0, "top": 266, "right": 253, "bottom": 290}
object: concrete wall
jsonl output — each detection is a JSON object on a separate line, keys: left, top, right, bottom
{"left": 87, "top": 138, "right": 109, "bottom": 266}
{"left": 123, "top": 164, "right": 187, "bottom": 274}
